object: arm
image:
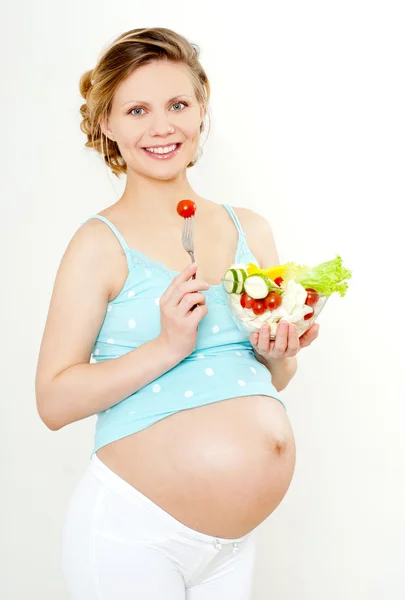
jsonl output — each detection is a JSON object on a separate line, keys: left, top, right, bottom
{"left": 35, "top": 222, "right": 180, "bottom": 431}
{"left": 234, "top": 207, "right": 298, "bottom": 390}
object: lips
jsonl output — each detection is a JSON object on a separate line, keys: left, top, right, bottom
{"left": 143, "top": 143, "right": 181, "bottom": 151}
{"left": 141, "top": 143, "right": 183, "bottom": 160}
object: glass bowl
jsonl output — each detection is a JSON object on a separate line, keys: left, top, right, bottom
{"left": 222, "top": 282, "right": 328, "bottom": 340}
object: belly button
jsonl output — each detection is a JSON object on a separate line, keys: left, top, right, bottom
{"left": 272, "top": 438, "right": 289, "bottom": 456}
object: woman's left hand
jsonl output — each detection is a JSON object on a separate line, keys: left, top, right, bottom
{"left": 250, "top": 320, "right": 320, "bottom": 360}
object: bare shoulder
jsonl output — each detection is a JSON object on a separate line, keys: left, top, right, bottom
{"left": 75, "top": 215, "right": 121, "bottom": 252}
{"left": 72, "top": 215, "right": 127, "bottom": 264}
{"left": 232, "top": 206, "right": 280, "bottom": 268}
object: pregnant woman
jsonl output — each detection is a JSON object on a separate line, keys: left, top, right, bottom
{"left": 35, "top": 27, "right": 319, "bottom": 599}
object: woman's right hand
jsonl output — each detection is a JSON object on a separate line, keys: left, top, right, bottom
{"left": 157, "top": 262, "right": 209, "bottom": 361}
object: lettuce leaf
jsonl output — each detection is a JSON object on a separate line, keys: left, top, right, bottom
{"left": 292, "top": 254, "right": 352, "bottom": 297}
{"left": 282, "top": 261, "right": 311, "bottom": 284}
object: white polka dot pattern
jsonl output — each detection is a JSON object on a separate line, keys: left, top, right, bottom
{"left": 107, "top": 338, "right": 115, "bottom": 344}
{"left": 212, "top": 325, "right": 220, "bottom": 334}
{"left": 127, "top": 291, "right": 135, "bottom": 298}
{"left": 205, "top": 368, "right": 214, "bottom": 376}
{"left": 197, "top": 353, "right": 205, "bottom": 359}
{"left": 238, "top": 380, "right": 246, "bottom": 386}
{"left": 128, "top": 319, "right": 136, "bottom": 329}
{"left": 152, "top": 384, "right": 161, "bottom": 393}
{"left": 184, "top": 390, "right": 194, "bottom": 398}
{"left": 250, "top": 367, "right": 257, "bottom": 374}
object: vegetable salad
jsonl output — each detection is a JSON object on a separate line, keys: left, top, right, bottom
{"left": 222, "top": 255, "right": 352, "bottom": 339}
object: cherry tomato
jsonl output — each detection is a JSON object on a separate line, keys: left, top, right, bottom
{"left": 305, "top": 288, "right": 319, "bottom": 307}
{"left": 240, "top": 293, "right": 255, "bottom": 309}
{"left": 274, "top": 277, "right": 284, "bottom": 286}
{"left": 304, "top": 308, "right": 314, "bottom": 320}
{"left": 177, "top": 199, "right": 196, "bottom": 218}
{"left": 264, "top": 292, "right": 282, "bottom": 311}
{"left": 252, "top": 300, "right": 267, "bottom": 315}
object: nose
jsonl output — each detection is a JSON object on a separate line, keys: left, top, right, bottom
{"left": 149, "top": 116, "right": 175, "bottom": 137}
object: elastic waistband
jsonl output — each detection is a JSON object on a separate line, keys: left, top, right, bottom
{"left": 89, "top": 453, "right": 254, "bottom": 546}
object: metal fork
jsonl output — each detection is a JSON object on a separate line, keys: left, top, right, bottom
{"left": 181, "top": 216, "right": 196, "bottom": 279}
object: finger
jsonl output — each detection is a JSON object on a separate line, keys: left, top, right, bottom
{"left": 166, "top": 278, "right": 210, "bottom": 305}
{"left": 273, "top": 320, "right": 289, "bottom": 356}
{"left": 250, "top": 332, "right": 259, "bottom": 347}
{"left": 163, "top": 262, "right": 199, "bottom": 302}
{"left": 286, "top": 324, "right": 300, "bottom": 355}
{"left": 299, "top": 323, "right": 320, "bottom": 348}
{"left": 176, "top": 261, "right": 199, "bottom": 283}
{"left": 186, "top": 303, "right": 208, "bottom": 327}
{"left": 257, "top": 324, "right": 271, "bottom": 354}
{"left": 178, "top": 292, "right": 206, "bottom": 316}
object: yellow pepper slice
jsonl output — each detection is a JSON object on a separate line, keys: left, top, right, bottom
{"left": 260, "top": 265, "right": 287, "bottom": 280}
{"left": 246, "top": 262, "right": 261, "bottom": 275}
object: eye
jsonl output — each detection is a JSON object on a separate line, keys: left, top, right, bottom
{"left": 129, "top": 107, "right": 145, "bottom": 116}
{"left": 171, "top": 102, "right": 188, "bottom": 111}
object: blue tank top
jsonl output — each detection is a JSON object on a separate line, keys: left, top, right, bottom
{"left": 83, "top": 204, "right": 285, "bottom": 454}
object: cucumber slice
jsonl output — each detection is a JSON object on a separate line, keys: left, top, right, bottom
{"left": 244, "top": 273, "right": 273, "bottom": 299}
{"left": 223, "top": 269, "right": 238, "bottom": 294}
{"left": 234, "top": 268, "right": 247, "bottom": 294}
{"left": 223, "top": 268, "right": 247, "bottom": 294}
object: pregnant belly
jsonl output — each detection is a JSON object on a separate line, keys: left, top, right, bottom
{"left": 96, "top": 395, "right": 296, "bottom": 539}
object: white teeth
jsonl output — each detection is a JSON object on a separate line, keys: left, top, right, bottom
{"left": 145, "top": 144, "right": 177, "bottom": 154}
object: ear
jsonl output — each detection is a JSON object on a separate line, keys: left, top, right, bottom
{"left": 199, "top": 103, "right": 206, "bottom": 122}
{"left": 100, "top": 117, "right": 115, "bottom": 141}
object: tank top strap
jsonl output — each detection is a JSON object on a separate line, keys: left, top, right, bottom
{"left": 221, "top": 204, "right": 261, "bottom": 267}
{"left": 222, "top": 204, "right": 246, "bottom": 237}
{"left": 82, "top": 215, "right": 130, "bottom": 252}
{"left": 81, "top": 215, "right": 134, "bottom": 271}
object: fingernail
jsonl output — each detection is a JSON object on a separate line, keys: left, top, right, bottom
{"left": 189, "top": 262, "right": 197, "bottom": 271}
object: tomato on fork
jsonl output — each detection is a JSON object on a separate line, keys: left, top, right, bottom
{"left": 177, "top": 200, "right": 196, "bottom": 218}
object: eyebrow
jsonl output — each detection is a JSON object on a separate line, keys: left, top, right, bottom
{"left": 121, "top": 95, "right": 193, "bottom": 108}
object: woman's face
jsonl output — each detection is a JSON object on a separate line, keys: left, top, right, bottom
{"left": 102, "top": 61, "right": 205, "bottom": 180}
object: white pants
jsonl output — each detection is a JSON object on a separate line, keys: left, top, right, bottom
{"left": 61, "top": 454, "right": 257, "bottom": 599}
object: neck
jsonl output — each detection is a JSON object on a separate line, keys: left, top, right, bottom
{"left": 119, "top": 169, "right": 203, "bottom": 219}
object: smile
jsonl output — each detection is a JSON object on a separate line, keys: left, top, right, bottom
{"left": 142, "top": 143, "right": 182, "bottom": 160}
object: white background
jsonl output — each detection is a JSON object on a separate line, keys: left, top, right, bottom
{"left": 2, "top": 1, "right": 404, "bottom": 598}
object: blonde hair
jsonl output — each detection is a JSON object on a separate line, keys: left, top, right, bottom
{"left": 79, "top": 27, "right": 211, "bottom": 177}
